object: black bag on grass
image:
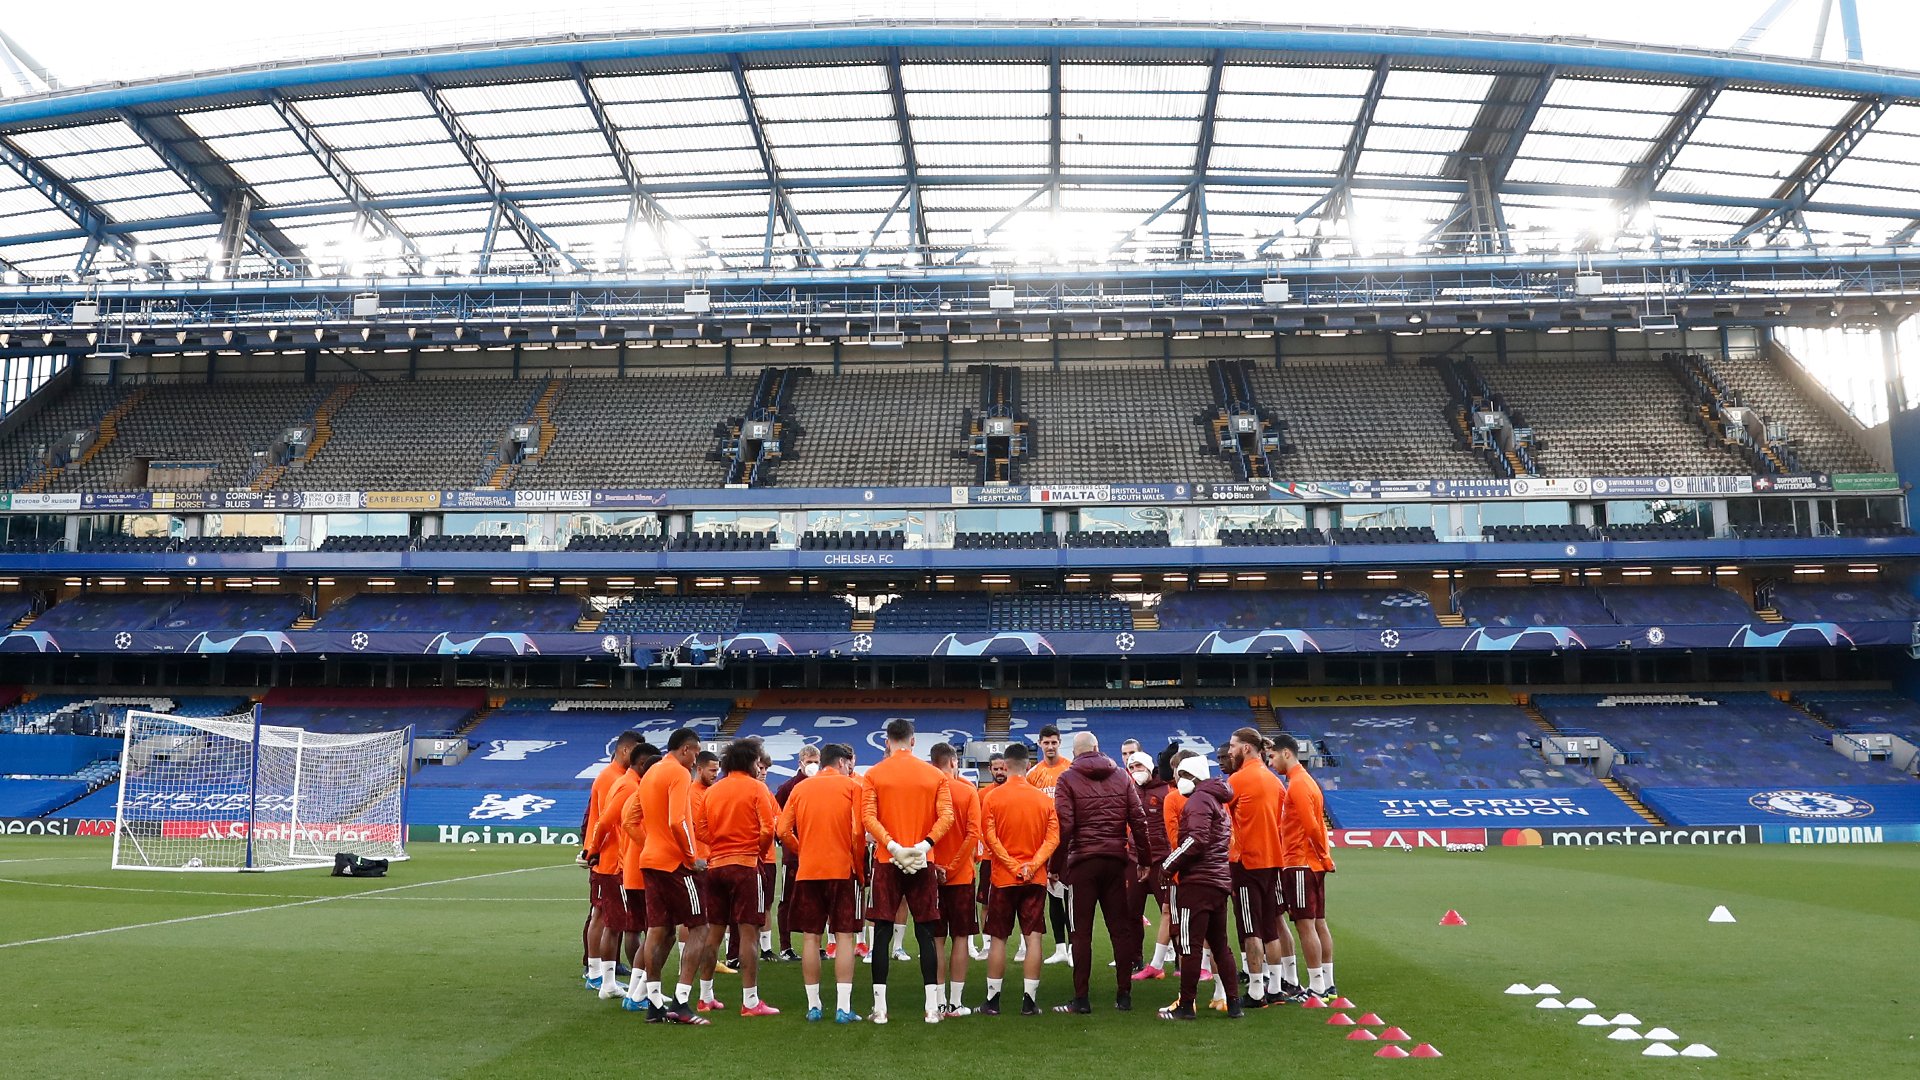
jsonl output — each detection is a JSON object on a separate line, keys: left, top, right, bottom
{"left": 332, "top": 853, "right": 389, "bottom": 878}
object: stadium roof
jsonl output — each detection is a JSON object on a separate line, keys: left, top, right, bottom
{"left": 2, "top": 20, "right": 1920, "bottom": 283}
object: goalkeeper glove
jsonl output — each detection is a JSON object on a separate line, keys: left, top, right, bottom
{"left": 911, "top": 840, "right": 932, "bottom": 856}
{"left": 886, "top": 840, "right": 906, "bottom": 858}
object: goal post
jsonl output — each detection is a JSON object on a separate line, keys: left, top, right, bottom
{"left": 112, "top": 707, "right": 412, "bottom": 872}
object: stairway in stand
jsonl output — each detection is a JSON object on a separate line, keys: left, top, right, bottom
{"left": 489, "top": 377, "right": 565, "bottom": 489}
{"left": 985, "top": 696, "right": 1011, "bottom": 738}
{"left": 22, "top": 386, "right": 150, "bottom": 493}
{"left": 257, "top": 383, "right": 358, "bottom": 492}
{"left": 1519, "top": 695, "right": 1666, "bottom": 826}
{"left": 1131, "top": 608, "right": 1158, "bottom": 631}
{"left": 1250, "top": 695, "right": 1280, "bottom": 736}
{"left": 721, "top": 696, "right": 755, "bottom": 735}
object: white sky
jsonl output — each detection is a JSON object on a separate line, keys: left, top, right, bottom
{"left": 2, "top": 0, "right": 1917, "bottom": 92}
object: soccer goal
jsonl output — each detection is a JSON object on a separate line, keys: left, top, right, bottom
{"left": 112, "top": 707, "right": 412, "bottom": 872}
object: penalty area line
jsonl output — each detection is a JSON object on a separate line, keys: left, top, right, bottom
{"left": 0, "top": 864, "right": 572, "bottom": 950}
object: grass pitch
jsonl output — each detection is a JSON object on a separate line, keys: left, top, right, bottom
{"left": 1, "top": 839, "right": 1914, "bottom": 1079}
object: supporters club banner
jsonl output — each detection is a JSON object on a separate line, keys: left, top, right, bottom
{"left": 1270, "top": 686, "right": 1511, "bottom": 708}
{"left": 1636, "top": 785, "right": 1920, "bottom": 827}
{"left": 1325, "top": 789, "right": 1649, "bottom": 829}
{"left": 0, "top": 621, "right": 1911, "bottom": 658}
{"left": 1, "top": 473, "right": 1891, "bottom": 518}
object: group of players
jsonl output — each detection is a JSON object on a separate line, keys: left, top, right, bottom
{"left": 578, "top": 719, "right": 1333, "bottom": 1025}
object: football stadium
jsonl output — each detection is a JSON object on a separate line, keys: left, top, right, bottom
{"left": 1, "top": 1, "right": 1918, "bottom": 1075}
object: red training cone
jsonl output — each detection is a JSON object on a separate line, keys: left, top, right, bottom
{"left": 1439, "top": 910, "right": 1468, "bottom": 926}
{"left": 1380, "top": 1027, "right": 1411, "bottom": 1041}
{"left": 1327, "top": 1013, "right": 1356, "bottom": 1026}
{"left": 1375, "top": 1046, "right": 1411, "bottom": 1059}
{"left": 1347, "top": 1029, "right": 1378, "bottom": 1042}
{"left": 1357, "top": 1012, "right": 1385, "bottom": 1026}
{"left": 1299, "top": 995, "right": 1327, "bottom": 1009}
{"left": 1410, "top": 1044, "right": 1444, "bottom": 1058}
{"left": 1329, "top": 996, "right": 1356, "bottom": 1008}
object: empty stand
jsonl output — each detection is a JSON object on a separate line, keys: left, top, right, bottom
{"left": 1478, "top": 360, "right": 1748, "bottom": 477}
{"left": 1483, "top": 524, "right": 1599, "bottom": 543}
{"left": 800, "top": 530, "right": 905, "bottom": 551}
{"left": 48, "top": 382, "right": 325, "bottom": 493}
{"left": 1598, "top": 585, "right": 1751, "bottom": 624}
{"left": 1216, "top": 527, "right": 1327, "bottom": 547}
{"left": 514, "top": 374, "right": 753, "bottom": 488}
{"left": 1715, "top": 354, "right": 1879, "bottom": 473}
{"left": 1019, "top": 365, "right": 1228, "bottom": 484}
{"left": 1157, "top": 589, "right": 1438, "bottom": 630}
{"left": 1010, "top": 697, "right": 1252, "bottom": 755}
{"left": 0, "top": 384, "right": 126, "bottom": 489}
{"left": 953, "top": 531, "right": 1057, "bottom": 550}
{"left": 1063, "top": 529, "right": 1171, "bottom": 548}
{"left": 1329, "top": 526, "right": 1437, "bottom": 545}
{"left": 287, "top": 379, "right": 531, "bottom": 490}
{"left": 1251, "top": 361, "right": 1487, "bottom": 481}
{"left": 312, "top": 593, "right": 583, "bottom": 633}
{"left": 418, "top": 699, "right": 729, "bottom": 789}
{"left": 1798, "top": 692, "right": 1920, "bottom": 743}
{"left": 780, "top": 369, "right": 978, "bottom": 487}
{"left": 1768, "top": 584, "right": 1920, "bottom": 623}
{"left": 1301, "top": 704, "right": 1601, "bottom": 792}
{"left": 1602, "top": 522, "right": 1710, "bottom": 541}
{"left": 1457, "top": 587, "right": 1614, "bottom": 627}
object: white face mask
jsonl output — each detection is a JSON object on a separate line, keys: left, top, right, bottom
{"left": 1130, "top": 768, "right": 1152, "bottom": 787}
{"left": 1176, "top": 776, "right": 1195, "bottom": 796}
{"left": 801, "top": 761, "right": 819, "bottom": 777}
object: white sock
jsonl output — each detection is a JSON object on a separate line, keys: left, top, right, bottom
{"left": 625, "top": 971, "right": 648, "bottom": 1001}
{"left": 647, "top": 981, "right": 664, "bottom": 1007}
{"left": 1247, "top": 968, "right": 1264, "bottom": 998}
{"left": 1324, "top": 962, "right": 1335, "bottom": 986}
{"left": 986, "top": 977, "right": 1003, "bottom": 998}
{"left": 1153, "top": 942, "right": 1172, "bottom": 966}
{"left": 873, "top": 985, "right": 889, "bottom": 1013}
{"left": 925, "top": 985, "right": 942, "bottom": 1013}
{"left": 1023, "top": 977, "right": 1041, "bottom": 999}
{"left": 699, "top": 979, "right": 715, "bottom": 1002}
{"left": 948, "top": 980, "right": 965, "bottom": 1007}
{"left": 835, "top": 982, "right": 852, "bottom": 1012}
{"left": 743, "top": 985, "right": 759, "bottom": 1008}
{"left": 674, "top": 982, "right": 692, "bottom": 1004}
{"left": 759, "top": 929, "right": 772, "bottom": 951}
{"left": 1308, "top": 968, "right": 1325, "bottom": 994}
{"left": 1281, "top": 956, "right": 1298, "bottom": 984}
{"left": 805, "top": 983, "right": 822, "bottom": 1010}
{"left": 1211, "top": 974, "right": 1226, "bottom": 1001}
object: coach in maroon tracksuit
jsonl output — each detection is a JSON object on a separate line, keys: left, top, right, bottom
{"left": 1048, "top": 731, "right": 1152, "bottom": 1014}
{"left": 1160, "top": 755, "right": 1243, "bottom": 1021}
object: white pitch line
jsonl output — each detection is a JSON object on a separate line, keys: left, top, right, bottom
{"left": 0, "top": 864, "right": 570, "bottom": 950}
{"left": 0, "top": 878, "right": 583, "bottom": 902}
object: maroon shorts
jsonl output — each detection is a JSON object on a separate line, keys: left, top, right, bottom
{"left": 642, "top": 867, "right": 710, "bottom": 929}
{"left": 936, "top": 883, "right": 978, "bottom": 938}
{"left": 1281, "top": 867, "right": 1327, "bottom": 921}
{"left": 1231, "top": 864, "right": 1281, "bottom": 940}
{"left": 983, "top": 883, "right": 1046, "bottom": 940}
{"left": 707, "top": 863, "right": 771, "bottom": 927}
{"left": 791, "top": 878, "right": 863, "bottom": 936}
{"left": 866, "top": 860, "right": 942, "bottom": 923}
{"left": 590, "top": 872, "right": 622, "bottom": 923}
{"left": 620, "top": 885, "right": 648, "bottom": 933}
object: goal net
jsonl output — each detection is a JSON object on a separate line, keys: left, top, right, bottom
{"left": 112, "top": 708, "right": 412, "bottom": 872}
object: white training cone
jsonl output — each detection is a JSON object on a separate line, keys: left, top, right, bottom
{"left": 1608, "top": 1013, "right": 1641, "bottom": 1026}
{"left": 1536, "top": 997, "right": 1565, "bottom": 1009}
{"left": 1644, "top": 1027, "right": 1679, "bottom": 1041}
{"left": 1504, "top": 983, "right": 1535, "bottom": 995}
{"left": 1680, "top": 1045, "right": 1717, "bottom": 1059}
{"left": 1533, "top": 983, "right": 1561, "bottom": 995}
{"left": 1643, "top": 1043, "right": 1680, "bottom": 1057}
{"left": 1708, "top": 905, "right": 1736, "bottom": 923}
{"left": 1607, "top": 1028, "right": 1642, "bottom": 1042}
{"left": 1578, "top": 1014, "right": 1610, "bottom": 1027}
{"left": 1565, "top": 997, "right": 1595, "bottom": 1009}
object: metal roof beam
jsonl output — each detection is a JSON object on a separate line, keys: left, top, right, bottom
{"left": 885, "top": 48, "right": 929, "bottom": 261}
{"left": 0, "top": 135, "right": 144, "bottom": 278}
{"left": 264, "top": 91, "right": 425, "bottom": 273}
{"left": 1048, "top": 48, "right": 1062, "bottom": 219}
{"left": 411, "top": 75, "right": 580, "bottom": 274}
{"left": 1730, "top": 95, "right": 1892, "bottom": 245}
{"left": 1318, "top": 56, "right": 1392, "bottom": 251}
{"left": 568, "top": 66, "right": 723, "bottom": 269}
{"left": 1622, "top": 78, "right": 1723, "bottom": 215}
{"left": 728, "top": 54, "right": 818, "bottom": 269}
{"left": 1177, "top": 49, "right": 1227, "bottom": 261}
{"left": 113, "top": 109, "right": 303, "bottom": 276}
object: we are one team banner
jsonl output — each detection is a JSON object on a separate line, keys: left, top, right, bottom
{"left": 0, "top": 471, "right": 1897, "bottom": 514}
